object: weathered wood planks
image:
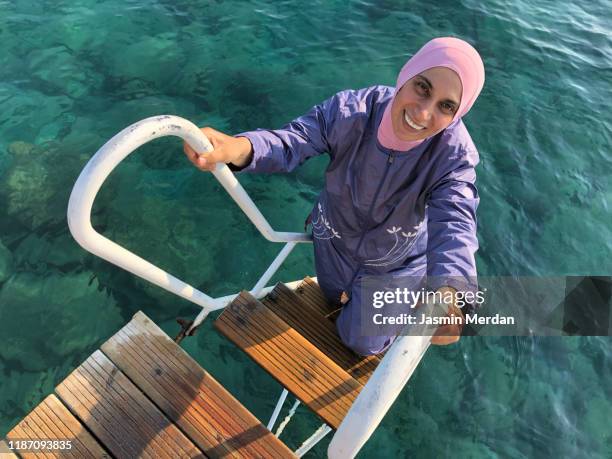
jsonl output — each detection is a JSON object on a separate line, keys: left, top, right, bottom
{"left": 4, "top": 394, "right": 109, "bottom": 458}
{"left": 215, "top": 291, "right": 363, "bottom": 429}
{"left": 4, "top": 310, "right": 300, "bottom": 459}
{"left": 295, "top": 276, "right": 338, "bottom": 317}
{"left": 55, "top": 350, "right": 204, "bottom": 459}
{"left": 0, "top": 441, "right": 19, "bottom": 458}
{"left": 101, "top": 311, "right": 296, "bottom": 459}
{"left": 263, "top": 282, "right": 380, "bottom": 385}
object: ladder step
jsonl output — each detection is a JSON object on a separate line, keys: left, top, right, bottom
{"left": 294, "top": 276, "right": 338, "bottom": 317}
{"left": 101, "top": 311, "right": 296, "bottom": 459}
{"left": 0, "top": 441, "right": 18, "bottom": 458}
{"left": 215, "top": 291, "right": 362, "bottom": 429}
{"left": 5, "top": 311, "right": 296, "bottom": 459}
{"left": 4, "top": 394, "right": 110, "bottom": 458}
{"left": 56, "top": 350, "right": 203, "bottom": 458}
{"left": 263, "top": 282, "right": 380, "bottom": 385}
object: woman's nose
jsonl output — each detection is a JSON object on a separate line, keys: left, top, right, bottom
{"left": 414, "top": 102, "right": 434, "bottom": 124}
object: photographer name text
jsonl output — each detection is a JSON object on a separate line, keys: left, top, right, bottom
{"left": 372, "top": 313, "right": 515, "bottom": 325}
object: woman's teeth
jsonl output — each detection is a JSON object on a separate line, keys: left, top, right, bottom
{"left": 404, "top": 111, "right": 425, "bottom": 130}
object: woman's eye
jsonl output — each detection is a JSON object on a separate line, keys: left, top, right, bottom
{"left": 415, "top": 81, "right": 428, "bottom": 94}
{"left": 441, "top": 103, "right": 455, "bottom": 114}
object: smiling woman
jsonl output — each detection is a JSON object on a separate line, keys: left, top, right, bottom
{"left": 183, "top": 37, "right": 486, "bottom": 355}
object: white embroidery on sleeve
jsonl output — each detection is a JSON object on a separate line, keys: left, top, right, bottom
{"left": 312, "top": 203, "right": 341, "bottom": 240}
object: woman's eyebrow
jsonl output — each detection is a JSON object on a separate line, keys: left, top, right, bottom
{"left": 417, "top": 75, "right": 460, "bottom": 106}
{"left": 441, "top": 98, "right": 459, "bottom": 108}
{"left": 417, "top": 75, "right": 433, "bottom": 90}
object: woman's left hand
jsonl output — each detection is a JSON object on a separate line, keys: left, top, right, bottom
{"left": 431, "top": 290, "right": 464, "bottom": 345}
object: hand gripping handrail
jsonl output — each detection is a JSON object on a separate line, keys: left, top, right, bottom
{"left": 67, "top": 115, "right": 311, "bottom": 312}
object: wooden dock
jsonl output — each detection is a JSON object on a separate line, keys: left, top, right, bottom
{"left": 3, "top": 277, "right": 382, "bottom": 458}
{"left": 3, "top": 312, "right": 296, "bottom": 458}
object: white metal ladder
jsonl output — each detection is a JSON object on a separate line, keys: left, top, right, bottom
{"left": 67, "top": 115, "right": 431, "bottom": 458}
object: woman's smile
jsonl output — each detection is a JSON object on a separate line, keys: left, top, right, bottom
{"left": 403, "top": 110, "right": 426, "bottom": 131}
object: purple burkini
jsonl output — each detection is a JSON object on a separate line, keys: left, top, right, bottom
{"left": 235, "top": 85, "right": 479, "bottom": 355}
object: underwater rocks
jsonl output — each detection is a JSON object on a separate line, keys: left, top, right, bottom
{"left": 2, "top": 141, "right": 84, "bottom": 231}
{"left": 98, "top": 179, "right": 220, "bottom": 301}
{"left": 27, "top": 44, "right": 103, "bottom": 100}
{"left": 5, "top": 143, "right": 54, "bottom": 229}
{"left": 100, "top": 96, "right": 184, "bottom": 130}
{"left": 0, "top": 363, "right": 61, "bottom": 438}
{"left": 108, "top": 34, "right": 185, "bottom": 93}
{"left": 0, "top": 271, "right": 123, "bottom": 372}
{"left": 11, "top": 232, "right": 87, "bottom": 273}
{"left": 0, "top": 85, "right": 75, "bottom": 148}
{"left": 0, "top": 239, "right": 13, "bottom": 283}
{"left": 7, "top": 141, "right": 40, "bottom": 158}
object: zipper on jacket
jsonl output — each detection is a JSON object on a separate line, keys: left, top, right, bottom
{"left": 342, "top": 132, "right": 445, "bottom": 298}
{"left": 346, "top": 152, "right": 395, "bottom": 291}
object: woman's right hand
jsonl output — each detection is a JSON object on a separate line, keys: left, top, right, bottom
{"left": 183, "top": 126, "right": 253, "bottom": 172}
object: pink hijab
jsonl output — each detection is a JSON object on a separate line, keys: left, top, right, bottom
{"left": 377, "top": 37, "right": 485, "bottom": 151}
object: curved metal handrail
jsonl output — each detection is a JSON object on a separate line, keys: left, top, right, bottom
{"left": 67, "top": 115, "right": 311, "bottom": 312}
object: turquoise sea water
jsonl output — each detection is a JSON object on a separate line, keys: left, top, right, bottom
{"left": 0, "top": 0, "right": 610, "bottom": 457}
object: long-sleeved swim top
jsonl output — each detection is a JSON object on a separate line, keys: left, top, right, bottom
{"left": 235, "top": 85, "right": 479, "bottom": 305}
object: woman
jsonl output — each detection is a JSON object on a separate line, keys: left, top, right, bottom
{"left": 184, "top": 37, "right": 485, "bottom": 355}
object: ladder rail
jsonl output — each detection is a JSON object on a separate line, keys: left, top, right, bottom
{"left": 327, "top": 334, "right": 432, "bottom": 458}
{"left": 67, "top": 115, "right": 312, "bottom": 315}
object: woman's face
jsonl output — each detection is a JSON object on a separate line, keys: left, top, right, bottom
{"left": 391, "top": 66, "right": 463, "bottom": 141}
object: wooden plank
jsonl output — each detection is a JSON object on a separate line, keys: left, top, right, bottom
{"left": 0, "top": 440, "right": 19, "bottom": 458}
{"left": 294, "top": 277, "right": 336, "bottom": 317}
{"left": 101, "top": 311, "right": 296, "bottom": 459}
{"left": 263, "top": 283, "right": 380, "bottom": 385}
{"left": 55, "top": 350, "right": 204, "bottom": 459}
{"left": 5, "top": 417, "right": 50, "bottom": 459}
{"left": 215, "top": 292, "right": 362, "bottom": 429}
{"left": 4, "top": 394, "right": 109, "bottom": 459}
{"left": 295, "top": 278, "right": 387, "bottom": 355}
{"left": 40, "top": 395, "right": 109, "bottom": 458}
